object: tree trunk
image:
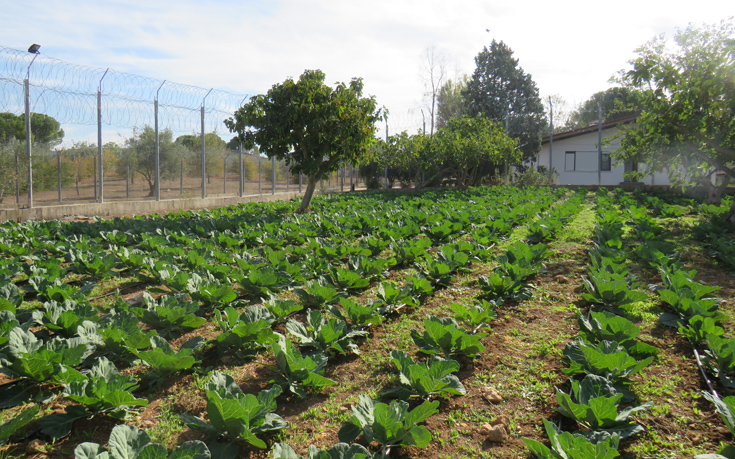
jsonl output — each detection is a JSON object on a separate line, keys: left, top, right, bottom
{"left": 296, "top": 173, "right": 319, "bottom": 213}
{"left": 700, "top": 175, "right": 730, "bottom": 205}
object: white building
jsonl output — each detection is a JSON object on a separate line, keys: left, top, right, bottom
{"left": 535, "top": 115, "right": 670, "bottom": 186}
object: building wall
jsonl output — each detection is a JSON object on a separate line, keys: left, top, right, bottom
{"left": 535, "top": 127, "right": 670, "bottom": 186}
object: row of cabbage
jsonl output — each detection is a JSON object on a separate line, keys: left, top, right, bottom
{"left": 524, "top": 191, "right": 656, "bottom": 458}
{"left": 614, "top": 191, "right": 735, "bottom": 459}
{"left": 0, "top": 186, "right": 570, "bottom": 457}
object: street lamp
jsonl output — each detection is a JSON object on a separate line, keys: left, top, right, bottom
{"left": 25, "top": 43, "right": 41, "bottom": 208}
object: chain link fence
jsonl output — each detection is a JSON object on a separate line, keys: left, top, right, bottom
{"left": 0, "top": 46, "right": 362, "bottom": 210}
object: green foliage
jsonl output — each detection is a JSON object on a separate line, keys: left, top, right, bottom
{"left": 523, "top": 419, "right": 620, "bottom": 459}
{"left": 294, "top": 278, "right": 346, "bottom": 308}
{"left": 130, "top": 336, "right": 203, "bottom": 384}
{"left": 450, "top": 301, "right": 496, "bottom": 333}
{"left": 464, "top": 39, "right": 546, "bottom": 160}
{"left": 214, "top": 304, "right": 276, "bottom": 351}
{"left": 565, "top": 87, "right": 642, "bottom": 130}
{"left": 706, "top": 334, "right": 735, "bottom": 388}
{"left": 273, "top": 442, "right": 374, "bottom": 459}
{"left": 31, "top": 299, "right": 100, "bottom": 338}
{"left": 657, "top": 267, "right": 724, "bottom": 326}
{"left": 433, "top": 116, "right": 519, "bottom": 187}
{"left": 266, "top": 335, "right": 336, "bottom": 399}
{"left": 411, "top": 316, "right": 486, "bottom": 360}
{"left": 98, "top": 310, "right": 157, "bottom": 364}
{"left": 74, "top": 424, "right": 211, "bottom": 459}
{"left": 616, "top": 20, "right": 735, "bottom": 198}
{"left": 262, "top": 295, "right": 304, "bottom": 324}
{"left": 0, "top": 327, "right": 89, "bottom": 383}
{"left": 326, "top": 298, "right": 383, "bottom": 328}
{"left": 555, "top": 375, "right": 651, "bottom": 442}
{"left": 578, "top": 311, "right": 659, "bottom": 359}
{"left": 702, "top": 391, "right": 735, "bottom": 437}
{"left": 286, "top": 309, "right": 367, "bottom": 357}
{"left": 678, "top": 315, "right": 724, "bottom": 345}
{"left": 392, "top": 236, "right": 432, "bottom": 267}
{"left": 563, "top": 338, "right": 653, "bottom": 393}
{"left": 373, "top": 281, "right": 419, "bottom": 314}
{"left": 123, "top": 125, "right": 186, "bottom": 197}
{"left": 62, "top": 356, "right": 148, "bottom": 417}
{"left": 181, "top": 371, "right": 287, "bottom": 449}
{"left": 226, "top": 69, "right": 383, "bottom": 212}
{"left": 581, "top": 272, "right": 648, "bottom": 312}
{"left": 131, "top": 293, "right": 206, "bottom": 335}
{"left": 0, "top": 404, "right": 39, "bottom": 445}
{"left": 381, "top": 350, "right": 465, "bottom": 400}
{"left": 338, "top": 394, "right": 439, "bottom": 452}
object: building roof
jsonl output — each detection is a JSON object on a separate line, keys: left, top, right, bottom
{"left": 542, "top": 114, "right": 638, "bottom": 145}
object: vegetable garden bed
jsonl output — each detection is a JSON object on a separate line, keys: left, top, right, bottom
{"left": 0, "top": 186, "right": 734, "bottom": 459}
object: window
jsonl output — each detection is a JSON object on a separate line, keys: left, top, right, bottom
{"left": 601, "top": 152, "right": 611, "bottom": 171}
{"left": 565, "top": 151, "right": 575, "bottom": 171}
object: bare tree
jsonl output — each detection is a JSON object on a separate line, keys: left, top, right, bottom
{"left": 420, "top": 46, "right": 448, "bottom": 135}
{"left": 545, "top": 94, "right": 572, "bottom": 134}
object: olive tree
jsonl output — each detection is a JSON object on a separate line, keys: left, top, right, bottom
{"left": 226, "top": 69, "right": 383, "bottom": 213}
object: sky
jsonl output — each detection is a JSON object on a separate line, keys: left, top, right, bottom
{"left": 1, "top": 0, "right": 733, "bottom": 146}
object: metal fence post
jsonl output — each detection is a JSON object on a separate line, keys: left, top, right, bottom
{"left": 24, "top": 78, "right": 33, "bottom": 208}
{"left": 299, "top": 172, "right": 302, "bottom": 193}
{"left": 258, "top": 155, "right": 261, "bottom": 194}
{"left": 180, "top": 158, "right": 183, "bottom": 196}
{"left": 271, "top": 157, "right": 276, "bottom": 195}
{"left": 239, "top": 144, "right": 243, "bottom": 198}
{"left": 201, "top": 89, "right": 213, "bottom": 199}
{"left": 155, "top": 80, "right": 165, "bottom": 202}
{"left": 57, "top": 151, "right": 62, "bottom": 202}
{"left": 126, "top": 157, "right": 130, "bottom": 199}
{"left": 223, "top": 156, "right": 227, "bottom": 194}
{"left": 97, "top": 68, "right": 109, "bottom": 203}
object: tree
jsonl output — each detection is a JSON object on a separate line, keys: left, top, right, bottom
{"left": 464, "top": 40, "right": 546, "bottom": 161}
{"left": 615, "top": 20, "right": 735, "bottom": 212}
{"left": 124, "top": 126, "right": 184, "bottom": 197}
{"left": 420, "top": 46, "right": 448, "bottom": 135}
{"left": 565, "top": 87, "right": 642, "bottom": 130}
{"left": 378, "top": 132, "right": 436, "bottom": 188}
{"left": 176, "top": 132, "right": 229, "bottom": 183}
{"left": 436, "top": 76, "right": 469, "bottom": 130}
{"left": 0, "top": 112, "right": 64, "bottom": 146}
{"left": 433, "top": 115, "right": 518, "bottom": 188}
{"left": 226, "top": 69, "right": 383, "bottom": 213}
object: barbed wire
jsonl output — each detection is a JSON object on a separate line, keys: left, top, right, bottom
{"left": 0, "top": 46, "right": 247, "bottom": 135}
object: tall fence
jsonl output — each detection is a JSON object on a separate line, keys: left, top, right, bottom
{"left": 0, "top": 46, "right": 362, "bottom": 210}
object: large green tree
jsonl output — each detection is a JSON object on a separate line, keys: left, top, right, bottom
{"left": 615, "top": 20, "right": 735, "bottom": 213}
{"left": 565, "top": 87, "right": 642, "bottom": 130}
{"left": 226, "top": 69, "right": 383, "bottom": 213}
{"left": 0, "top": 112, "right": 64, "bottom": 146}
{"left": 434, "top": 115, "right": 518, "bottom": 188}
{"left": 463, "top": 40, "right": 546, "bottom": 161}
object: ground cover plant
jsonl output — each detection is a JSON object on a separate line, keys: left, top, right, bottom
{"left": 0, "top": 186, "right": 733, "bottom": 459}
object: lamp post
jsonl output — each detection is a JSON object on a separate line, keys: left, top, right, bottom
{"left": 25, "top": 44, "right": 41, "bottom": 209}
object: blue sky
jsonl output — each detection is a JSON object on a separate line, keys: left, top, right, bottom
{"left": 1, "top": 0, "right": 732, "bottom": 145}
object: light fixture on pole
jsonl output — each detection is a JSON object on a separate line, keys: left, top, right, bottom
{"left": 25, "top": 43, "right": 41, "bottom": 209}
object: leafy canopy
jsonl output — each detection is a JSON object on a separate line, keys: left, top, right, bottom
{"left": 226, "top": 69, "right": 383, "bottom": 212}
{"left": 464, "top": 39, "right": 546, "bottom": 160}
{"left": 616, "top": 20, "right": 735, "bottom": 207}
